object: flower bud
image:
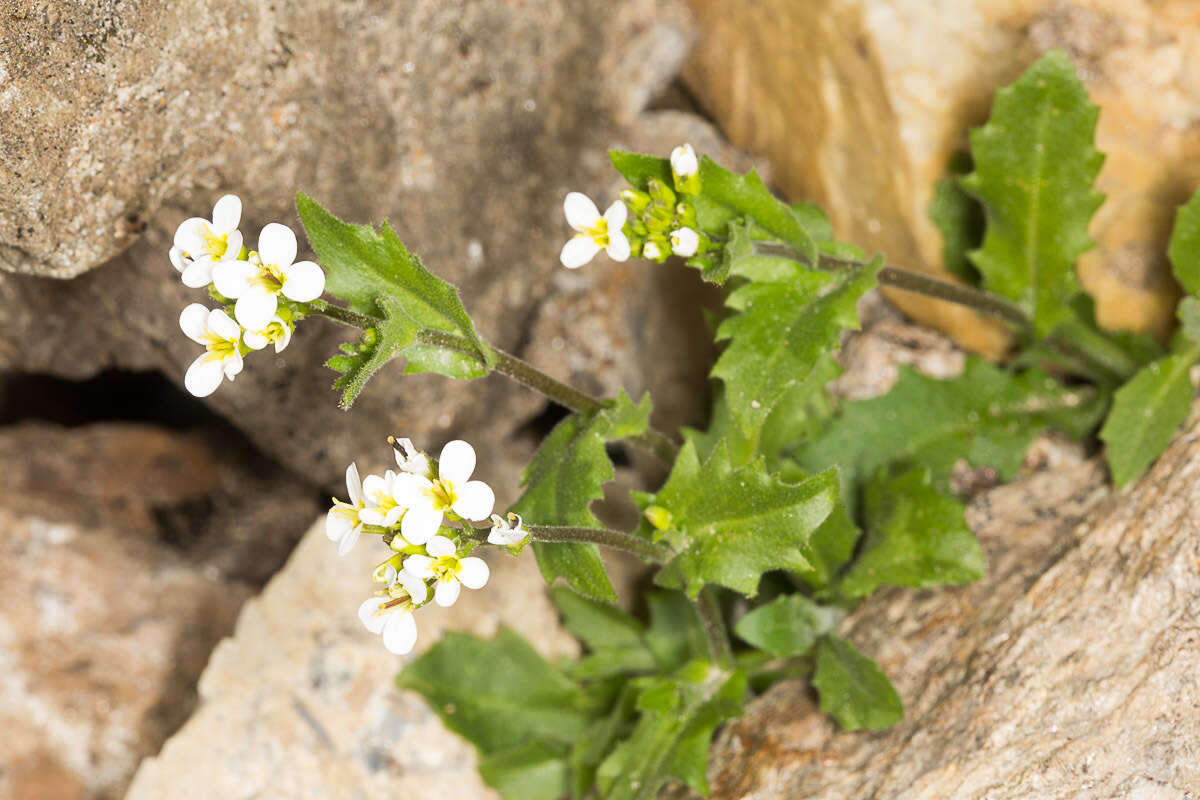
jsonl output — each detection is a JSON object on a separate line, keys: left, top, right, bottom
{"left": 669, "top": 227, "right": 701, "bottom": 258}
{"left": 644, "top": 504, "right": 673, "bottom": 531}
{"left": 670, "top": 144, "right": 701, "bottom": 195}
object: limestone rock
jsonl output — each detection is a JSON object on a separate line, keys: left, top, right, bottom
{"left": 675, "top": 414, "right": 1200, "bottom": 798}
{"left": 683, "top": 0, "right": 1200, "bottom": 351}
{"left": 126, "top": 517, "right": 580, "bottom": 800}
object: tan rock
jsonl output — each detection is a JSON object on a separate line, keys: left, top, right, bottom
{"left": 683, "top": 0, "right": 1200, "bottom": 351}
{"left": 126, "top": 517, "right": 581, "bottom": 800}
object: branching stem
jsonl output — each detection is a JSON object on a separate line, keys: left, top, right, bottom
{"left": 464, "top": 522, "right": 672, "bottom": 563}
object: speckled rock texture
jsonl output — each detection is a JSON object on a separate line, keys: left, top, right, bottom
{"left": 683, "top": 0, "right": 1200, "bottom": 355}
{"left": 124, "top": 516, "right": 579, "bottom": 800}
{"left": 0, "top": 0, "right": 730, "bottom": 492}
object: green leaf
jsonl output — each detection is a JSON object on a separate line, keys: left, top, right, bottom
{"left": 596, "top": 666, "right": 746, "bottom": 800}
{"left": 643, "top": 590, "right": 710, "bottom": 669}
{"left": 1169, "top": 187, "right": 1200, "bottom": 295}
{"left": 513, "top": 391, "right": 652, "bottom": 601}
{"left": 698, "top": 155, "right": 819, "bottom": 266}
{"left": 325, "top": 295, "right": 419, "bottom": 408}
{"left": 928, "top": 154, "right": 983, "bottom": 284}
{"left": 839, "top": 466, "right": 986, "bottom": 598}
{"left": 812, "top": 635, "right": 903, "bottom": 731}
{"left": 795, "top": 357, "right": 1106, "bottom": 504}
{"left": 396, "top": 628, "right": 596, "bottom": 754}
{"left": 647, "top": 441, "right": 838, "bottom": 598}
{"left": 569, "top": 684, "right": 638, "bottom": 799}
{"left": 734, "top": 594, "right": 837, "bottom": 657}
{"left": 296, "top": 193, "right": 492, "bottom": 376}
{"left": 1099, "top": 346, "right": 1200, "bottom": 487}
{"left": 961, "top": 50, "right": 1104, "bottom": 337}
{"left": 478, "top": 742, "right": 568, "bottom": 800}
{"left": 607, "top": 149, "right": 672, "bottom": 190}
{"left": 713, "top": 256, "right": 880, "bottom": 437}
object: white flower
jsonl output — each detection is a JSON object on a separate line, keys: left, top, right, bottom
{"left": 487, "top": 513, "right": 529, "bottom": 547}
{"left": 358, "top": 470, "right": 406, "bottom": 529}
{"left": 326, "top": 463, "right": 367, "bottom": 556}
{"left": 390, "top": 436, "right": 433, "bottom": 479}
{"left": 242, "top": 314, "right": 293, "bottom": 353}
{"left": 179, "top": 303, "right": 244, "bottom": 397}
{"left": 560, "top": 192, "right": 631, "bottom": 269}
{"left": 669, "top": 227, "right": 700, "bottom": 257}
{"left": 404, "top": 535, "right": 490, "bottom": 607}
{"left": 358, "top": 570, "right": 429, "bottom": 655}
{"left": 212, "top": 223, "right": 326, "bottom": 331}
{"left": 391, "top": 440, "right": 496, "bottom": 544}
{"left": 173, "top": 194, "right": 244, "bottom": 288}
{"left": 643, "top": 241, "right": 664, "bottom": 260}
{"left": 670, "top": 143, "right": 699, "bottom": 177}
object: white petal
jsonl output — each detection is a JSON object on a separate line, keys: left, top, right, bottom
{"left": 362, "top": 473, "right": 391, "bottom": 504}
{"left": 434, "top": 578, "right": 461, "bottom": 608}
{"left": 346, "top": 462, "right": 363, "bottom": 505}
{"left": 233, "top": 288, "right": 278, "bottom": 331}
{"left": 670, "top": 227, "right": 699, "bottom": 257}
{"left": 403, "top": 554, "right": 434, "bottom": 579}
{"left": 207, "top": 308, "right": 242, "bottom": 341}
{"left": 212, "top": 194, "right": 242, "bottom": 233}
{"left": 174, "top": 217, "right": 209, "bottom": 254}
{"left": 337, "top": 524, "right": 362, "bottom": 556}
{"left": 184, "top": 354, "right": 225, "bottom": 397}
{"left": 243, "top": 328, "right": 269, "bottom": 350}
{"left": 382, "top": 506, "right": 404, "bottom": 527}
{"left": 452, "top": 480, "right": 495, "bottom": 521}
{"left": 456, "top": 557, "right": 489, "bottom": 590}
{"left": 272, "top": 321, "right": 292, "bottom": 353}
{"left": 179, "top": 303, "right": 211, "bottom": 344}
{"left": 383, "top": 565, "right": 399, "bottom": 585}
{"left": 563, "top": 192, "right": 601, "bottom": 231}
{"left": 400, "top": 506, "right": 442, "bottom": 545}
{"left": 382, "top": 611, "right": 418, "bottom": 655}
{"left": 670, "top": 143, "right": 699, "bottom": 177}
{"left": 223, "top": 229, "right": 244, "bottom": 259}
{"left": 392, "top": 473, "right": 435, "bottom": 507}
{"left": 359, "top": 507, "right": 389, "bottom": 526}
{"left": 560, "top": 236, "right": 601, "bottom": 269}
{"left": 326, "top": 508, "right": 353, "bottom": 541}
{"left": 222, "top": 352, "right": 243, "bottom": 379}
{"left": 181, "top": 259, "right": 215, "bottom": 288}
{"left": 400, "top": 571, "right": 428, "bottom": 604}
{"left": 605, "top": 230, "right": 631, "bottom": 262}
{"left": 438, "top": 440, "right": 476, "bottom": 484}
{"left": 169, "top": 246, "right": 189, "bottom": 273}
{"left": 211, "top": 259, "right": 259, "bottom": 298}
{"left": 425, "top": 535, "right": 456, "bottom": 558}
{"left": 603, "top": 200, "right": 627, "bottom": 230}
{"left": 258, "top": 222, "right": 298, "bottom": 268}
{"left": 280, "top": 261, "right": 325, "bottom": 302}
{"left": 358, "top": 597, "right": 389, "bottom": 634}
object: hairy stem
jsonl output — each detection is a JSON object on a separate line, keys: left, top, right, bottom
{"left": 466, "top": 522, "right": 672, "bottom": 563}
{"left": 697, "top": 586, "right": 735, "bottom": 670}
{"left": 306, "top": 303, "right": 680, "bottom": 463}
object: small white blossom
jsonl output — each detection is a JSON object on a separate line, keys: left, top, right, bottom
{"left": 359, "top": 470, "right": 406, "bottom": 529}
{"left": 643, "top": 241, "right": 664, "bottom": 260}
{"left": 669, "top": 227, "right": 700, "bottom": 257}
{"left": 404, "top": 535, "right": 489, "bottom": 607}
{"left": 391, "top": 440, "right": 496, "bottom": 544}
{"left": 242, "top": 314, "right": 293, "bottom": 353}
{"left": 327, "top": 463, "right": 367, "bottom": 556}
{"left": 358, "top": 569, "right": 429, "bottom": 655}
{"left": 560, "top": 192, "right": 631, "bottom": 269}
{"left": 212, "top": 223, "right": 326, "bottom": 331}
{"left": 179, "top": 303, "right": 244, "bottom": 397}
{"left": 390, "top": 436, "right": 433, "bottom": 479}
{"left": 670, "top": 143, "right": 699, "bottom": 177}
{"left": 487, "top": 513, "right": 529, "bottom": 547}
{"left": 173, "top": 194, "right": 244, "bottom": 288}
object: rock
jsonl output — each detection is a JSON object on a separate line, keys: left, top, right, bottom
{"left": 0, "top": 495, "right": 252, "bottom": 800}
{"left": 682, "top": 0, "right": 1200, "bottom": 350}
{"left": 0, "top": 0, "right": 725, "bottom": 491}
{"left": 674, "top": 411, "right": 1200, "bottom": 797}
{"left": 126, "top": 516, "right": 581, "bottom": 800}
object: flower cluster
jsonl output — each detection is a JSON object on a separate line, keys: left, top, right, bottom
{"left": 171, "top": 195, "right": 326, "bottom": 397}
{"left": 331, "top": 437, "right": 527, "bottom": 655}
{"left": 558, "top": 143, "right": 711, "bottom": 269}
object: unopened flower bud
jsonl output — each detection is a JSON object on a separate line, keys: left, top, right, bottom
{"left": 669, "top": 227, "right": 701, "bottom": 257}
{"left": 644, "top": 505, "right": 673, "bottom": 531}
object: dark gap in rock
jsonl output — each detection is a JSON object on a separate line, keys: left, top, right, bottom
{"left": 515, "top": 400, "right": 572, "bottom": 442}
{"left": 647, "top": 76, "right": 705, "bottom": 116}
{"left": 605, "top": 441, "right": 632, "bottom": 468}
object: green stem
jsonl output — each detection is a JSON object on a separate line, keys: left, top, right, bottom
{"left": 696, "top": 586, "right": 735, "bottom": 670}
{"left": 465, "top": 522, "right": 672, "bottom": 563}
{"left": 306, "top": 302, "right": 680, "bottom": 464}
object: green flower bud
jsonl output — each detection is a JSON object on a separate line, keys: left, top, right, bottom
{"left": 647, "top": 178, "right": 677, "bottom": 209}
{"left": 620, "top": 188, "right": 652, "bottom": 216}
{"left": 361, "top": 327, "right": 379, "bottom": 348}
{"left": 643, "top": 504, "right": 673, "bottom": 531}
{"left": 674, "top": 202, "right": 698, "bottom": 229}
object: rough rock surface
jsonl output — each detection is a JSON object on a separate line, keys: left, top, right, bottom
{"left": 0, "top": 0, "right": 726, "bottom": 491}
{"left": 683, "top": 0, "right": 1200, "bottom": 351}
{"left": 125, "top": 517, "right": 580, "bottom": 800}
{"left": 670, "top": 419, "right": 1200, "bottom": 798}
